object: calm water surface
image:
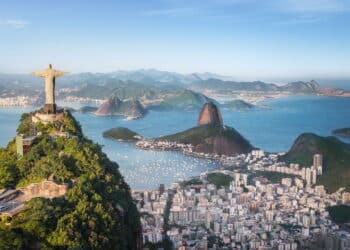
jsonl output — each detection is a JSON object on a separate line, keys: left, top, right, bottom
{"left": 0, "top": 96, "right": 349, "bottom": 189}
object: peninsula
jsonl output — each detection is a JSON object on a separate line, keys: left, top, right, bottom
{"left": 136, "top": 102, "right": 254, "bottom": 157}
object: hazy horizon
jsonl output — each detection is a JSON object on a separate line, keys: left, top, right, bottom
{"left": 1, "top": 67, "right": 350, "bottom": 90}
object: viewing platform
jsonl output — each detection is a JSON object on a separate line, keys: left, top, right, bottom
{"left": 32, "top": 110, "right": 65, "bottom": 124}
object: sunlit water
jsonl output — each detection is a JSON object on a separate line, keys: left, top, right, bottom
{"left": 0, "top": 96, "right": 349, "bottom": 189}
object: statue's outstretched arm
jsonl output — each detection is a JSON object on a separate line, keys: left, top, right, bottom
{"left": 32, "top": 71, "right": 46, "bottom": 77}
{"left": 54, "top": 70, "right": 67, "bottom": 77}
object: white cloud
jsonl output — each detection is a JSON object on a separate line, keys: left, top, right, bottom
{"left": 0, "top": 19, "right": 30, "bottom": 28}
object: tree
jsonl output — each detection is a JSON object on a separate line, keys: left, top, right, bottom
{"left": 0, "top": 149, "right": 19, "bottom": 188}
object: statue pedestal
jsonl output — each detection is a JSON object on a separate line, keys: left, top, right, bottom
{"left": 43, "top": 104, "right": 57, "bottom": 114}
{"left": 32, "top": 110, "right": 64, "bottom": 124}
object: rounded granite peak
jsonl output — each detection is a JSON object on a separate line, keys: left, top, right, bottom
{"left": 197, "top": 102, "right": 223, "bottom": 126}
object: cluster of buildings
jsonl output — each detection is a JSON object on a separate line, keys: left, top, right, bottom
{"left": 133, "top": 151, "right": 350, "bottom": 249}
{"left": 136, "top": 140, "right": 247, "bottom": 163}
{"left": 136, "top": 140, "right": 194, "bottom": 152}
{"left": 0, "top": 95, "right": 41, "bottom": 107}
{"left": 248, "top": 152, "right": 323, "bottom": 186}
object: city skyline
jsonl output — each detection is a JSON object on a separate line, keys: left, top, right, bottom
{"left": 0, "top": 0, "right": 350, "bottom": 82}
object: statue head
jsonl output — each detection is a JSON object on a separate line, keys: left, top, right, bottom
{"left": 49, "top": 64, "right": 52, "bottom": 69}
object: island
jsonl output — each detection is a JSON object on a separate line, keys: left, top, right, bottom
{"left": 103, "top": 127, "right": 141, "bottom": 141}
{"left": 95, "top": 97, "right": 147, "bottom": 120}
{"left": 332, "top": 127, "right": 350, "bottom": 137}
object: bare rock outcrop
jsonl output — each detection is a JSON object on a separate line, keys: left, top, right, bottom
{"left": 95, "top": 97, "right": 121, "bottom": 116}
{"left": 95, "top": 97, "right": 146, "bottom": 119}
{"left": 17, "top": 180, "right": 68, "bottom": 202}
{"left": 197, "top": 102, "right": 223, "bottom": 126}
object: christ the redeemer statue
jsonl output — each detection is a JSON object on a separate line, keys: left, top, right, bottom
{"left": 33, "top": 64, "right": 66, "bottom": 114}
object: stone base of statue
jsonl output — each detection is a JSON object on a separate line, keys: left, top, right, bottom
{"left": 43, "top": 104, "right": 57, "bottom": 114}
{"left": 32, "top": 109, "right": 65, "bottom": 124}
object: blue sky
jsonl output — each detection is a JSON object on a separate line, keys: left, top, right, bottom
{"left": 0, "top": 0, "right": 350, "bottom": 81}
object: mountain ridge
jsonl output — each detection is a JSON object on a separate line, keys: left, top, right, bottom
{"left": 280, "top": 133, "right": 350, "bottom": 192}
{"left": 0, "top": 111, "right": 141, "bottom": 249}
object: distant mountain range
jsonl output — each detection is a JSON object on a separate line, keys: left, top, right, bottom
{"left": 0, "top": 69, "right": 348, "bottom": 108}
{"left": 1, "top": 69, "right": 346, "bottom": 91}
{"left": 0, "top": 69, "right": 234, "bottom": 88}
{"left": 191, "top": 79, "right": 322, "bottom": 94}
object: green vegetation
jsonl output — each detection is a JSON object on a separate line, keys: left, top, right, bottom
{"left": 159, "top": 124, "right": 253, "bottom": 155}
{"left": 144, "top": 238, "right": 173, "bottom": 250}
{"left": 115, "top": 99, "right": 146, "bottom": 117}
{"left": 160, "top": 125, "right": 247, "bottom": 146}
{"left": 180, "top": 177, "right": 203, "bottom": 188}
{"left": 79, "top": 106, "right": 98, "bottom": 113}
{"left": 280, "top": 133, "right": 350, "bottom": 192}
{"left": 0, "top": 111, "right": 140, "bottom": 249}
{"left": 327, "top": 205, "right": 350, "bottom": 224}
{"left": 279, "top": 223, "right": 302, "bottom": 232}
{"left": 0, "top": 149, "right": 18, "bottom": 189}
{"left": 158, "top": 191, "right": 174, "bottom": 250}
{"left": 222, "top": 100, "right": 254, "bottom": 111}
{"left": 67, "top": 79, "right": 161, "bottom": 100}
{"left": 333, "top": 127, "right": 350, "bottom": 137}
{"left": 103, "top": 127, "right": 140, "bottom": 141}
{"left": 250, "top": 171, "right": 296, "bottom": 184}
{"left": 207, "top": 173, "right": 233, "bottom": 188}
{"left": 194, "top": 78, "right": 320, "bottom": 94}
{"left": 152, "top": 89, "right": 215, "bottom": 111}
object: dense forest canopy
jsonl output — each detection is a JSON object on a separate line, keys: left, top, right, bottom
{"left": 0, "top": 110, "right": 140, "bottom": 249}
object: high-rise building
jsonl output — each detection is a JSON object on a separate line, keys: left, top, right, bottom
{"left": 305, "top": 168, "right": 312, "bottom": 186}
{"left": 311, "top": 169, "right": 317, "bottom": 185}
{"left": 158, "top": 184, "right": 165, "bottom": 195}
{"left": 303, "top": 215, "right": 310, "bottom": 228}
{"left": 302, "top": 168, "right": 307, "bottom": 180}
{"left": 266, "top": 210, "right": 274, "bottom": 222}
{"left": 313, "top": 154, "right": 323, "bottom": 175}
{"left": 242, "top": 174, "right": 248, "bottom": 186}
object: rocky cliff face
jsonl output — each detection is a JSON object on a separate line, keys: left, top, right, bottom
{"left": 95, "top": 97, "right": 146, "bottom": 119}
{"left": 95, "top": 97, "right": 120, "bottom": 116}
{"left": 123, "top": 99, "right": 146, "bottom": 119}
{"left": 197, "top": 102, "right": 223, "bottom": 126}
